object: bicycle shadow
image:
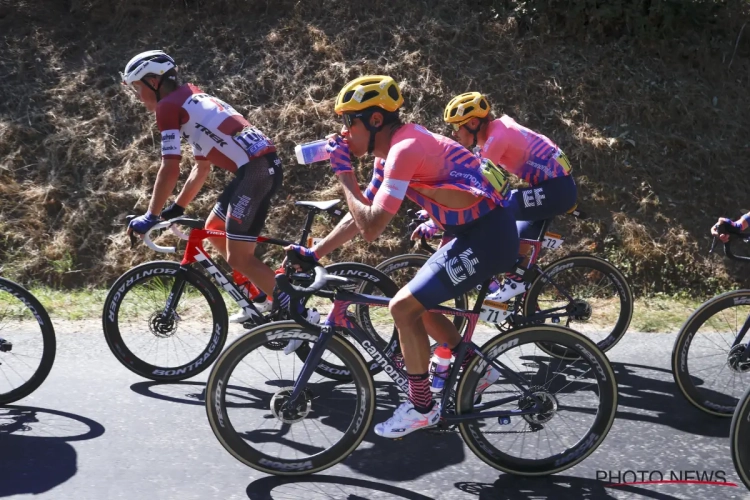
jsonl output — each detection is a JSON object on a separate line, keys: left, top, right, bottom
{"left": 131, "top": 378, "right": 465, "bottom": 481}
{"left": 610, "top": 361, "right": 729, "bottom": 437}
{"left": 455, "top": 475, "right": 682, "bottom": 500}
{"left": 0, "top": 405, "right": 106, "bottom": 497}
{"left": 246, "top": 474, "right": 435, "bottom": 500}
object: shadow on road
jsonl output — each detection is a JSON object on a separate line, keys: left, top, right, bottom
{"left": 247, "top": 474, "right": 435, "bottom": 500}
{"left": 456, "top": 475, "right": 683, "bottom": 499}
{"left": 611, "top": 362, "right": 729, "bottom": 438}
{"left": 0, "top": 405, "right": 105, "bottom": 497}
{"left": 130, "top": 380, "right": 207, "bottom": 405}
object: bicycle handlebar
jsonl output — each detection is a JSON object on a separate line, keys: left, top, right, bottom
{"left": 711, "top": 221, "right": 750, "bottom": 262}
{"left": 126, "top": 216, "right": 193, "bottom": 254}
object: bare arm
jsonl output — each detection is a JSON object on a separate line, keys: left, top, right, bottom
{"left": 174, "top": 160, "right": 212, "bottom": 208}
{"left": 147, "top": 158, "right": 181, "bottom": 215}
{"left": 311, "top": 212, "right": 360, "bottom": 258}
{"left": 336, "top": 171, "right": 394, "bottom": 242}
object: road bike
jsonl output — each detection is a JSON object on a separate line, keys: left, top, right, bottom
{"left": 205, "top": 251, "right": 619, "bottom": 476}
{"left": 672, "top": 225, "right": 750, "bottom": 416}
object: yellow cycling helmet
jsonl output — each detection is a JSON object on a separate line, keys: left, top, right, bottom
{"left": 335, "top": 75, "right": 404, "bottom": 115}
{"left": 335, "top": 75, "right": 404, "bottom": 154}
{"left": 444, "top": 92, "right": 491, "bottom": 128}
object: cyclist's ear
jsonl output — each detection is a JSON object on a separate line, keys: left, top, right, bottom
{"left": 369, "top": 112, "right": 384, "bottom": 128}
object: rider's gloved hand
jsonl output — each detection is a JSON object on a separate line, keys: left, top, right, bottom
{"left": 160, "top": 203, "right": 185, "bottom": 220}
{"left": 326, "top": 136, "right": 353, "bottom": 176}
{"left": 415, "top": 209, "right": 429, "bottom": 221}
{"left": 410, "top": 219, "right": 438, "bottom": 240}
{"left": 127, "top": 212, "right": 160, "bottom": 236}
{"left": 711, "top": 217, "right": 742, "bottom": 243}
{"left": 284, "top": 244, "right": 320, "bottom": 266}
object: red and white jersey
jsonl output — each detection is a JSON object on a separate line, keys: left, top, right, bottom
{"left": 156, "top": 83, "right": 276, "bottom": 173}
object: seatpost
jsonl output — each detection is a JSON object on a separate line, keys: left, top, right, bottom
{"left": 298, "top": 209, "right": 319, "bottom": 246}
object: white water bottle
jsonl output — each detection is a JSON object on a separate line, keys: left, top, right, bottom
{"left": 429, "top": 344, "right": 453, "bottom": 393}
{"left": 294, "top": 139, "right": 330, "bottom": 164}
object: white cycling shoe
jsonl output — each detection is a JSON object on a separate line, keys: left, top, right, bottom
{"left": 283, "top": 308, "right": 322, "bottom": 355}
{"left": 229, "top": 297, "right": 273, "bottom": 323}
{"left": 374, "top": 401, "right": 441, "bottom": 438}
{"left": 484, "top": 278, "right": 530, "bottom": 303}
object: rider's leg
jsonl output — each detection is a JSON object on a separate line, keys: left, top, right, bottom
{"left": 421, "top": 312, "right": 461, "bottom": 348}
{"left": 225, "top": 240, "right": 275, "bottom": 297}
{"left": 374, "top": 206, "right": 519, "bottom": 438}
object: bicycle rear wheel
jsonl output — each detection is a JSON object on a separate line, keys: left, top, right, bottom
{"left": 523, "top": 254, "right": 633, "bottom": 359}
{"left": 205, "top": 321, "right": 375, "bottom": 475}
{"left": 102, "top": 261, "right": 228, "bottom": 382}
{"left": 456, "top": 324, "right": 617, "bottom": 475}
{"left": 671, "top": 289, "right": 750, "bottom": 416}
{"left": 730, "top": 384, "right": 750, "bottom": 490}
{"left": 0, "top": 278, "right": 56, "bottom": 405}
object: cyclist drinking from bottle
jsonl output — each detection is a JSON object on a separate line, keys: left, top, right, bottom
{"left": 439, "top": 92, "right": 578, "bottom": 304}
{"left": 286, "top": 76, "right": 519, "bottom": 438}
{"left": 120, "top": 50, "right": 318, "bottom": 324}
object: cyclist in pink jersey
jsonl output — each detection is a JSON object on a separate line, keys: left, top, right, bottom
{"left": 442, "top": 92, "right": 577, "bottom": 304}
{"left": 285, "top": 76, "right": 518, "bottom": 438}
{"left": 120, "top": 50, "right": 318, "bottom": 325}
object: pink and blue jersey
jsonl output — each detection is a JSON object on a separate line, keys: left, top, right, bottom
{"left": 363, "top": 124, "right": 510, "bottom": 228}
{"left": 481, "top": 116, "right": 572, "bottom": 185}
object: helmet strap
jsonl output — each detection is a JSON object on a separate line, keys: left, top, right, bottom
{"left": 140, "top": 73, "right": 170, "bottom": 102}
{"left": 463, "top": 118, "right": 486, "bottom": 149}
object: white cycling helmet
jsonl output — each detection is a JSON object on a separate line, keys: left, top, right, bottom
{"left": 120, "top": 50, "right": 176, "bottom": 100}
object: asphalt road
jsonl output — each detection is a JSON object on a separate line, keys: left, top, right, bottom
{"left": 1, "top": 321, "right": 748, "bottom": 500}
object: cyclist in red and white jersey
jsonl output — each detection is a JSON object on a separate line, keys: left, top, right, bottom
{"left": 120, "top": 50, "right": 317, "bottom": 324}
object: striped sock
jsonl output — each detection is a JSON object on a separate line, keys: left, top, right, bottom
{"left": 407, "top": 373, "right": 433, "bottom": 413}
{"left": 452, "top": 344, "right": 476, "bottom": 371}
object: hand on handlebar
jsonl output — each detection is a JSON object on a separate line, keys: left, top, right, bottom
{"left": 282, "top": 245, "right": 320, "bottom": 272}
{"left": 711, "top": 217, "right": 741, "bottom": 243}
{"left": 127, "top": 212, "right": 160, "bottom": 237}
{"left": 410, "top": 219, "right": 438, "bottom": 241}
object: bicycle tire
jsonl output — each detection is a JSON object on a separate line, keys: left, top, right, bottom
{"left": 523, "top": 254, "right": 633, "bottom": 359}
{"left": 671, "top": 289, "right": 750, "bottom": 416}
{"left": 730, "top": 384, "right": 750, "bottom": 489}
{"left": 374, "top": 253, "right": 469, "bottom": 333}
{"left": 205, "top": 320, "right": 375, "bottom": 476}
{"left": 0, "top": 278, "right": 56, "bottom": 405}
{"left": 457, "top": 324, "right": 618, "bottom": 475}
{"left": 102, "top": 261, "right": 228, "bottom": 382}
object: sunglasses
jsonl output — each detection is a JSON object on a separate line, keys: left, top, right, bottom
{"left": 341, "top": 111, "right": 371, "bottom": 129}
{"left": 450, "top": 118, "right": 473, "bottom": 132}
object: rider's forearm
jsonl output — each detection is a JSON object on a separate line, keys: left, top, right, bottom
{"left": 311, "top": 213, "right": 360, "bottom": 258}
{"left": 337, "top": 172, "right": 388, "bottom": 241}
{"left": 738, "top": 212, "right": 750, "bottom": 230}
{"left": 147, "top": 161, "right": 181, "bottom": 216}
{"left": 175, "top": 162, "right": 211, "bottom": 208}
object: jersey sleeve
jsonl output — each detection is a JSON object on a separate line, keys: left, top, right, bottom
{"left": 156, "top": 101, "right": 184, "bottom": 160}
{"left": 364, "top": 158, "right": 385, "bottom": 202}
{"left": 481, "top": 129, "right": 510, "bottom": 167}
{"left": 371, "top": 139, "right": 423, "bottom": 214}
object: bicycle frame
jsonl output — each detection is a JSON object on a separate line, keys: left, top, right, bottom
{"left": 285, "top": 278, "right": 548, "bottom": 424}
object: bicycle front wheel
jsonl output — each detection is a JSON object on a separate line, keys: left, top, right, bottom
{"left": 523, "top": 254, "right": 633, "bottom": 358}
{"left": 205, "top": 321, "right": 375, "bottom": 476}
{"left": 102, "top": 261, "right": 228, "bottom": 382}
{"left": 0, "top": 278, "right": 56, "bottom": 405}
{"left": 457, "top": 324, "right": 618, "bottom": 475}
{"left": 731, "top": 384, "right": 750, "bottom": 490}
{"left": 672, "top": 289, "right": 750, "bottom": 416}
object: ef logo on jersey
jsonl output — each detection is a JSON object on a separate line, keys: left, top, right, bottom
{"left": 523, "top": 188, "right": 546, "bottom": 208}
